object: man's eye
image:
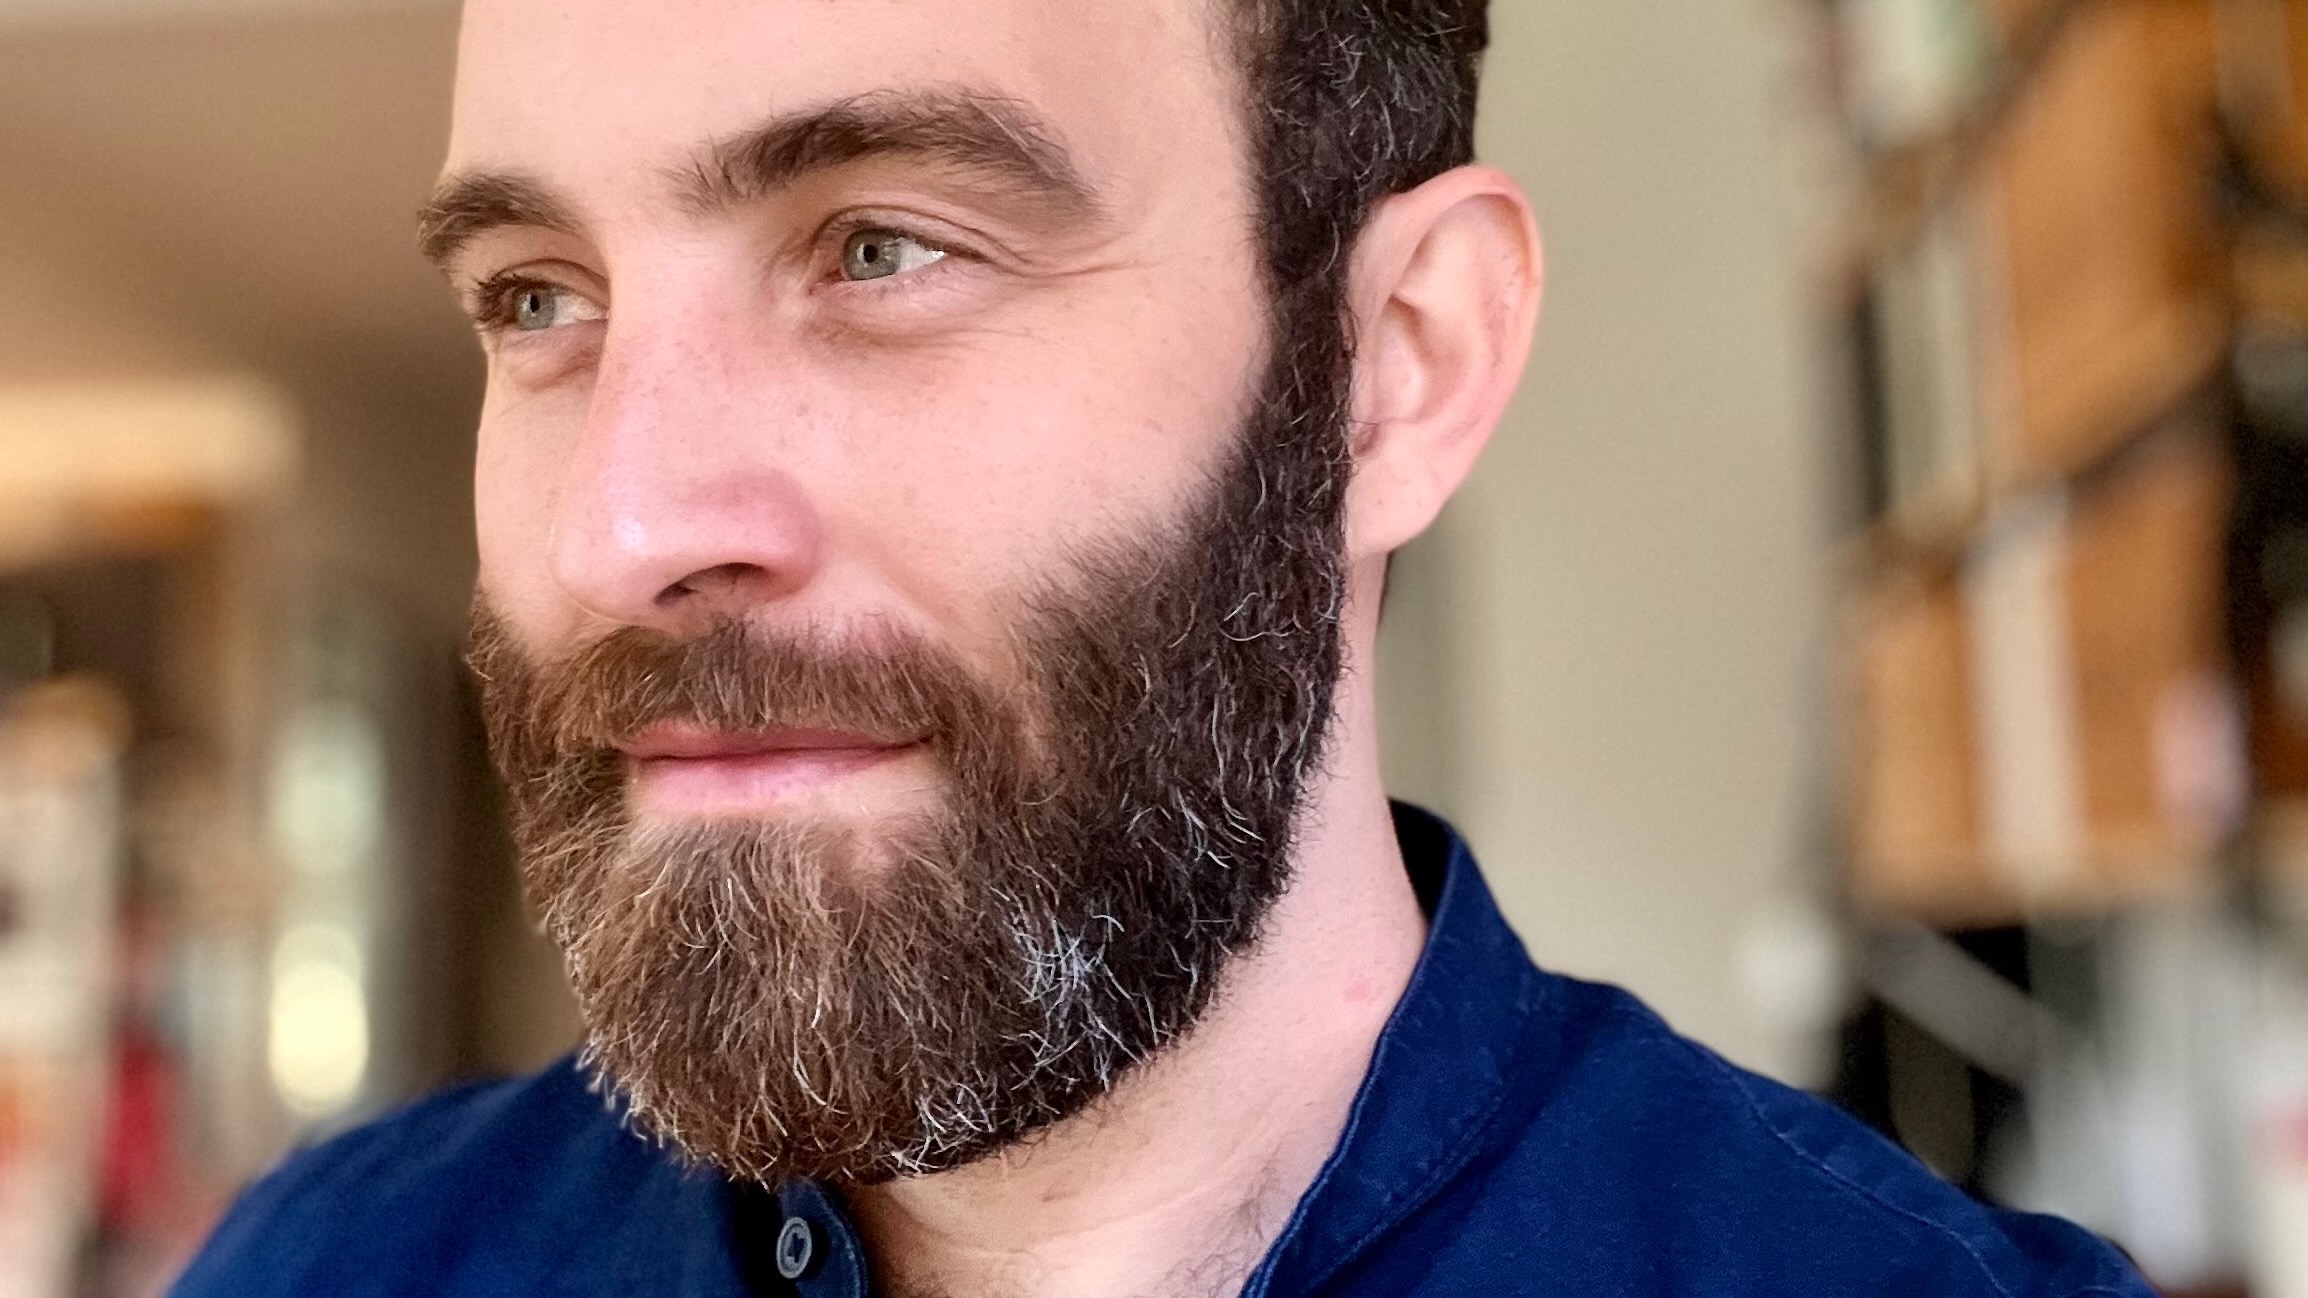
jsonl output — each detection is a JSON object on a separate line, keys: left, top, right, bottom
{"left": 506, "top": 283, "right": 602, "bottom": 331}
{"left": 841, "top": 229, "right": 947, "bottom": 282}
{"left": 475, "top": 278, "right": 602, "bottom": 334}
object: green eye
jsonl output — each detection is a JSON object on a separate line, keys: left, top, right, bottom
{"left": 842, "top": 228, "right": 946, "bottom": 282}
{"left": 512, "top": 285, "right": 561, "bottom": 331}
{"left": 491, "top": 280, "right": 602, "bottom": 333}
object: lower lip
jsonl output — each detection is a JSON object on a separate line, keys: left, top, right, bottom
{"left": 628, "top": 743, "right": 922, "bottom": 813}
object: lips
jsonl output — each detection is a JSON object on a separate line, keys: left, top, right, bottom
{"left": 615, "top": 724, "right": 927, "bottom": 814}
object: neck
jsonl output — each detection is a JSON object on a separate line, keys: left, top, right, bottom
{"left": 848, "top": 680, "right": 1426, "bottom": 1298}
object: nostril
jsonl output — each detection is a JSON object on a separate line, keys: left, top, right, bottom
{"left": 656, "top": 562, "right": 766, "bottom": 606}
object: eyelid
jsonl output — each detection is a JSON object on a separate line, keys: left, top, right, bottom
{"left": 818, "top": 207, "right": 1007, "bottom": 270}
{"left": 808, "top": 217, "right": 1003, "bottom": 313}
{"left": 464, "top": 262, "right": 607, "bottom": 332}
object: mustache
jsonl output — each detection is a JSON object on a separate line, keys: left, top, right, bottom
{"left": 466, "top": 609, "right": 1008, "bottom": 767}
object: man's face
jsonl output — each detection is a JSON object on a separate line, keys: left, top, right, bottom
{"left": 447, "top": 0, "right": 1269, "bottom": 735}
{"left": 441, "top": 0, "right": 1362, "bottom": 1182}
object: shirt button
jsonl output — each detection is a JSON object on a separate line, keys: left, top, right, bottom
{"left": 774, "top": 1214, "right": 819, "bottom": 1282}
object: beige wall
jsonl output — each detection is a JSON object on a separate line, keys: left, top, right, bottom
{"left": 1382, "top": 0, "right": 1834, "bottom": 1081}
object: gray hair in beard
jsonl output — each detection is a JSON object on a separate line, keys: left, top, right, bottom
{"left": 467, "top": 285, "right": 1356, "bottom": 1187}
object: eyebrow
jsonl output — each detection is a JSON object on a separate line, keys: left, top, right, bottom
{"left": 417, "top": 172, "right": 583, "bottom": 271}
{"left": 417, "top": 87, "right": 1101, "bottom": 272}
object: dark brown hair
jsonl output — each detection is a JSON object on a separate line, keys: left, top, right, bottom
{"left": 1232, "top": 0, "right": 1489, "bottom": 293}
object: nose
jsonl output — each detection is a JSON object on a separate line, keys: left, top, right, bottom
{"left": 548, "top": 318, "right": 825, "bottom": 635}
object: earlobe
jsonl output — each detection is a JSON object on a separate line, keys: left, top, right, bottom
{"left": 1343, "top": 165, "right": 1543, "bottom": 560}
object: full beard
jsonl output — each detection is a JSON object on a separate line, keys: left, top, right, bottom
{"left": 469, "top": 298, "right": 1355, "bottom": 1188}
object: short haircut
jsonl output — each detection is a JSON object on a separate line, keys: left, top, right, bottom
{"left": 1227, "top": 0, "right": 1489, "bottom": 293}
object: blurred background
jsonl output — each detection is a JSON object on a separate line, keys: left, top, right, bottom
{"left": 1, "top": 0, "right": 2304, "bottom": 1294}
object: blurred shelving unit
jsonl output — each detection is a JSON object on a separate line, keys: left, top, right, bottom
{"left": 0, "top": 379, "right": 295, "bottom": 1297}
{"left": 0, "top": 369, "right": 552, "bottom": 1298}
{"left": 1815, "top": 0, "right": 2308, "bottom": 1292}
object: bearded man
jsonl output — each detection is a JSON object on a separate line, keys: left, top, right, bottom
{"left": 172, "top": 0, "right": 2153, "bottom": 1294}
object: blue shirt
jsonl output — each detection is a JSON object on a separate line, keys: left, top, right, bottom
{"left": 173, "top": 805, "right": 2153, "bottom": 1296}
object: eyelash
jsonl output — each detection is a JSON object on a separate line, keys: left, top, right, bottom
{"left": 466, "top": 271, "right": 563, "bottom": 333}
{"left": 817, "top": 214, "right": 974, "bottom": 296}
{"left": 461, "top": 214, "right": 977, "bottom": 335}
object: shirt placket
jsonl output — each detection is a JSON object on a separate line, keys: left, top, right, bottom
{"left": 765, "top": 1181, "right": 873, "bottom": 1298}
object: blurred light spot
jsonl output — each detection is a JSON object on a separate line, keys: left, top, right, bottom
{"left": 1737, "top": 894, "right": 1849, "bottom": 1037}
{"left": 267, "top": 922, "right": 368, "bottom": 1114}
{"left": 2153, "top": 676, "right": 2246, "bottom": 840}
{"left": 269, "top": 700, "right": 385, "bottom": 877}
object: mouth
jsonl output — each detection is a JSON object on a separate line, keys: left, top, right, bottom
{"left": 616, "top": 723, "right": 929, "bottom": 814}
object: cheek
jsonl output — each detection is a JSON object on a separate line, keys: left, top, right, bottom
{"left": 825, "top": 289, "right": 1265, "bottom": 598}
{"left": 470, "top": 388, "right": 576, "bottom": 636}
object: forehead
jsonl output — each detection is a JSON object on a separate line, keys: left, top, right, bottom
{"left": 447, "top": 0, "right": 1241, "bottom": 196}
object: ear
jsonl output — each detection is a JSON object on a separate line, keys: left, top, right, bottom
{"left": 1343, "top": 165, "right": 1543, "bottom": 562}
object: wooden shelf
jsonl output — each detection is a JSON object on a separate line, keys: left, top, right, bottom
{"left": 1844, "top": 425, "right": 2237, "bottom": 925}
{"left": 1828, "top": 0, "right": 2107, "bottom": 300}
{"left": 1840, "top": 383, "right": 2223, "bottom": 580}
